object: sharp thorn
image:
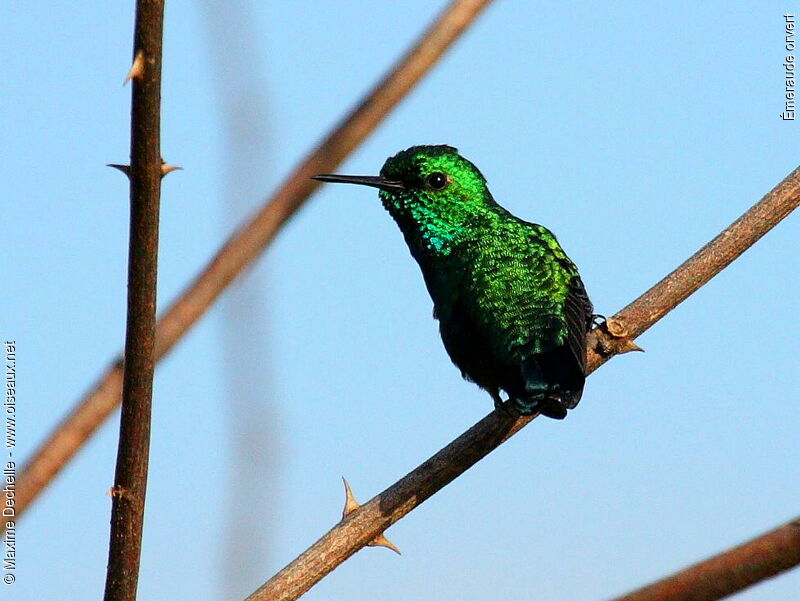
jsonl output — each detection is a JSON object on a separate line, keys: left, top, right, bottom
{"left": 368, "top": 533, "right": 402, "bottom": 555}
{"left": 342, "top": 477, "right": 360, "bottom": 518}
{"left": 107, "top": 160, "right": 183, "bottom": 179}
{"left": 341, "top": 477, "right": 401, "bottom": 554}
{"left": 160, "top": 161, "right": 183, "bottom": 177}
{"left": 619, "top": 338, "right": 645, "bottom": 353}
{"left": 124, "top": 50, "right": 145, "bottom": 85}
{"left": 107, "top": 164, "right": 130, "bottom": 176}
{"left": 593, "top": 316, "right": 644, "bottom": 355}
{"left": 161, "top": 165, "right": 183, "bottom": 176}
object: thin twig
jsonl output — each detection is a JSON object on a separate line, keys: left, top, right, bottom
{"left": 608, "top": 516, "right": 800, "bottom": 601}
{"left": 11, "top": 0, "right": 493, "bottom": 530}
{"left": 103, "top": 2, "right": 164, "bottom": 601}
{"left": 244, "top": 164, "right": 800, "bottom": 601}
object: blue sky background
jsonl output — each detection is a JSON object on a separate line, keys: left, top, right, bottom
{"left": 4, "top": 2, "right": 799, "bottom": 600}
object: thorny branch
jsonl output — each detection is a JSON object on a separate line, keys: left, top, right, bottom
{"left": 103, "top": 2, "right": 165, "bottom": 601}
{"left": 244, "top": 164, "right": 800, "bottom": 601}
{"left": 11, "top": 0, "right": 493, "bottom": 530}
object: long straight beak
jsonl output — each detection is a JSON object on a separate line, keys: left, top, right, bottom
{"left": 312, "top": 174, "right": 404, "bottom": 191}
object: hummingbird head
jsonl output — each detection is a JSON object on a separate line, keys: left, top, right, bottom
{"left": 314, "top": 146, "right": 499, "bottom": 255}
{"left": 313, "top": 145, "right": 494, "bottom": 219}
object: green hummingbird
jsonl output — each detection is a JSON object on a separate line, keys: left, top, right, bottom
{"left": 314, "top": 145, "right": 593, "bottom": 419}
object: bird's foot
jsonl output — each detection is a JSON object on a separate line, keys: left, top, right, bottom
{"left": 491, "top": 391, "right": 504, "bottom": 410}
{"left": 511, "top": 394, "right": 568, "bottom": 420}
{"left": 537, "top": 397, "right": 568, "bottom": 420}
{"left": 491, "top": 392, "right": 516, "bottom": 416}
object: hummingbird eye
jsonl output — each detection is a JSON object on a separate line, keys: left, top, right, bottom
{"left": 426, "top": 172, "right": 448, "bottom": 190}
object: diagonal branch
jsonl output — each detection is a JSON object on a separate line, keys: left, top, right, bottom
{"left": 608, "top": 516, "right": 800, "bottom": 601}
{"left": 243, "top": 164, "right": 800, "bottom": 601}
{"left": 11, "top": 0, "right": 494, "bottom": 531}
{"left": 103, "top": 2, "right": 164, "bottom": 600}
{"left": 586, "top": 163, "right": 800, "bottom": 371}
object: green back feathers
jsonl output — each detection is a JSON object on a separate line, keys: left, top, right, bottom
{"left": 376, "top": 145, "right": 579, "bottom": 359}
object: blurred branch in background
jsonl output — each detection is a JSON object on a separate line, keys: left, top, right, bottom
{"left": 244, "top": 165, "right": 800, "bottom": 601}
{"left": 11, "top": 0, "right": 493, "bottom": 532}
{"left": 103, "top": 2, "right": 165, "bottom": 601}
{"left": 609, "top": 516, "right": 800, "bottom": 601}
{"left": 200, "top": 1, "right": 279, "bottom": 598}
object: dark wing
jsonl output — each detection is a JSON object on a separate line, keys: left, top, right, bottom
{"left": 564, "top": 274, "right": 593, "bottom": 376}
{"left": 515, "top": 219, "right": 593, "bottom": 374}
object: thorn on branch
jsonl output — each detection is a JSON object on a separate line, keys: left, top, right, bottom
{"left": 108, "top": 164, "right": 130, "bottom": 176}
{"left": 341, "top": 478, "right": 360, "bottom": 518}
{"left": 108, "top": 485, "right": 129, "bottom": 499}
{"left": 160, "top": 161, "right": 183, "bottom": 176}
{"left": 341, "top": 478, "right": 401, "bottom": 555}
{"left": 124, "top": 50, "right": 145, "bottom": 85}
{"left": 591, "top": 317, "right": 645, "bottom": 358}
{"left": 106, "top": 159, "right": 183, "bottom": 179}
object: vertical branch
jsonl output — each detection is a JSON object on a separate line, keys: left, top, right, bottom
{"left": 103, "top": 2, "right": 165, "bottom": 601}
